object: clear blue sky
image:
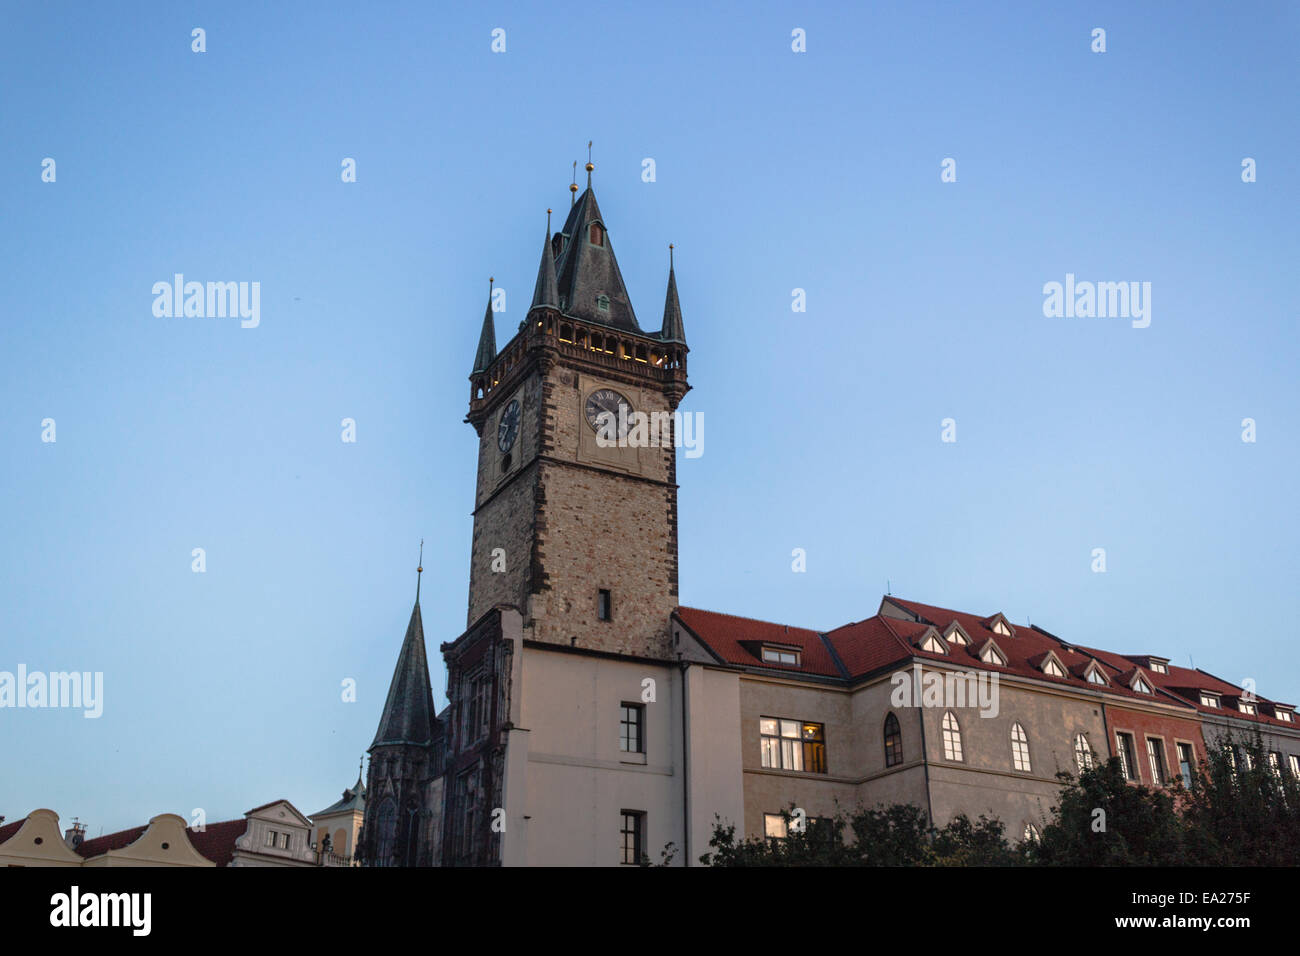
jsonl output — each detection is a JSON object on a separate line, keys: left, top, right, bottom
{"left": 1, "top": 1, "right": 1296, "bottom": 835}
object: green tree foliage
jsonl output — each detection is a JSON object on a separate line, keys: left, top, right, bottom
{"left": 697, "top": 731, "right": 1300, "bottom": 866}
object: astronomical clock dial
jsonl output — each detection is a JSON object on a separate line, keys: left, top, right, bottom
{"left": 497, "top": 399, "right": 520, "bottom": 452}
{"left": 584, "top": 388, "right": 630, "bottom": 437}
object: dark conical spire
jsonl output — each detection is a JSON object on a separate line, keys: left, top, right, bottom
{"left": 472, "top": 278, "right": 496, "bottom": 373}
{"left": 553, "top": 171, "right": 640, "bottom": 332}
{"left": 659, "top": 244, "right": 686, "bottom": 344}
{"left": 530, "top": 209, "right": 558, "bottom": 312}
{"left": 370, "top": 583, "right": 436, "bottom": 749}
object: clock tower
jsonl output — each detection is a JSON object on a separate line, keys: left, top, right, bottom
{"left": 464, "top": 164, "right": 689, "bottom": 660}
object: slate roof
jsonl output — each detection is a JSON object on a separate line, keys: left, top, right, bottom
{"left": 312, "top": 772, "right": 366, "bottom": 817}
{"left": 472, "top": 295, "right": 496, "bottom": 374}
{"left": 529, "top": 216, "right": 558, "bottom": 312}
{"left": 371, "top": 600, "right": 437, "bottom": 748}
{"left": 553, "top": 186, "right": 640, "bottom": 332}
{"left": 659, "top": 256, "right": 686, "bottom": 344}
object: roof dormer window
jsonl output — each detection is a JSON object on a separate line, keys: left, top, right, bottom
{"left": 1132, "top": 676, "right": 1152, "bottom": 694}
{"left": 1084, "top": 662, "right": 1108, "bottom": 685}
{"left": 992, "top": 620, "right": 1011, "bottom": 637}
{"left": 1239, "top": 700, "right": 1257, "bottom": 715}
{"left": 589, "top": 223, "right": 604, "bottom": 246}
{"left": 921, "top": 634, "right": 947, "bottom": 654}
{"left": 761, "top": 646, "right": 800, "bottom": 667}
{"left": 596, "top": 294, "right": 610, "bottom": 312}
{"left": 1150, "top": 661, "right": 1167, "bottom": 674}
{"left": 979, "top": 641, "right": 1007, "bottom": 666}
{"left": 1200, "top": 692, "right": 1220, "bottom": 708}
{"left": 1277, "top": 708, "right": 1294, "bottom": 722}
{"left": 1043, "top": 658, "right": 1067, "bottom": 678}
{"left": 943, "top": 622, "right": 969, "bottom": 646}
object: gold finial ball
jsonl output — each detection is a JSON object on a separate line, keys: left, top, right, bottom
{"left": 417, "top": 566, "right": 422, "bottom": 573}
{"left": 569, "top": 183, "right": 578, "bottom": 193}
{"left": 489, "top": 276, "right": 494, "bottom": 283}
{"left": 547, "top": 207, "right": 552, "bottom": 214}
{"left": 585, "top": 162, "right": 594, "bottom": 172}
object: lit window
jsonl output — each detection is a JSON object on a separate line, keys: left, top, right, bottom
{"left": 1288, "top": 754, "right": 1300, "bottom": 779}
{"left": 942, "top": 711, "right": 963, "bottom": 762}
{"left": 619, "top": 811, "right": 643, "bottom": 865}
{"left": 1075, "top": 733, "right": 1093, "bottom": 771}
{"left": 1011, "top": 722, "right": 1032, "bottom": 772}
{"left": 1278, "top": 710, "right": 1293, "bottom": 722}
{"left": 1268, "top": 752, "right": 1282, "bottom": 778}
{"left": 1023, "top": 823, "right": 1040, "bottom": 843}
{"left": 1239, "top": 700, "right": 1257, "bottom": 715}
{"left": 1043, "top": 658, "right": 1066, "bottom": 678}
{"left": 1149, "top": 661, "right": 1168, "bottom": 674}
{"left": 760, "top": 717, "right": 827, "bottom": 773}
{"left": 1086, "top": 666, "right": 1107, "bottom": 685}
{"left": 992, "top": 619, "right": 1011, "bottom": 637}
{"left": 1146, "top": 738, "right": 1168, "bottom": 784}
{"left": 945, "top": 626, "right": 968, "bottom": 646}
{"left": 1132, "top": 676, "right": 1152, "bottom": 694}
{"left": 620, "top": 703, "right": 644, "bottom": 754}
{"left": 921, "top": 634, "right": 946, "bottom": 654}
{"left": 884, "top": 712, "right": 903, "bottom": 767}
{"left": 1200, "top": 693, "right": 1220, "bottom": 708}
{"left": 763, "top": 813, "right": 788, "bottom": 839}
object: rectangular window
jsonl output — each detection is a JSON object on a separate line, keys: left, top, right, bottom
{"left": 1278, "top": 710, "right": 1293, "bottom": 722}
{"left": 1146, "top": 738, "right": 1167, "bottom": 784}
{"left": 761, "top": 647, "right": 799, "bottom": 666}
{"left": 759, "top": 717, "right": 827, "bottom": 774}
{"left": 620, "top": 811, "right": 644, "bottom": 865}
{"left": 1269, "top": 752, "right": 1282, "bottom": 777}
{"left": 1289, "top": 754, "right": 1300, "bottom": 779}
{"left": 265, "top": 830, "right": 277, "bottom": 847}
{"left": 1239, "top": 701, "right": 1257, "bottom": 715}
{"left": 1177, "top": 742, "right": 1194, "bottom": 788}
{"left": 620, "top": 703, "right": 645, "bottom": 753}
{"left": 280, "top": 832, "right": 291, "bottom": 850}
{"left": 763, "top": 813, "right": 787, "bottom": 839}
{"left": 1116, "top": 732, "right": 1138, "bottom": 781}
{"left": 598, "top": 589, "right": 612, "bottom": 621}
{"left": 1200, "top": 693, "right": 1219, "bottom": 708}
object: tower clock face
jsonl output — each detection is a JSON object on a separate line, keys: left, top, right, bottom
{"left": 497, "top": 399, "right": 520, "bottom": 452}
{"left": 585, "top": 388, "right": 630, "bottom": 437}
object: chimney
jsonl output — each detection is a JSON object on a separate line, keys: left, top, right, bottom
{"left": 64, "top": 818, "right": 86, "bottom": 849}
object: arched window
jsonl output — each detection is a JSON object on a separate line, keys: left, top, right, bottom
{"left": 1023, "top": 822, "right": 1040, "bottom": 843}
{"left": 941, "top": 711, "right": 963, "bottom": 762}
{"left": 884, "top": 712, "right": 903, "bottom": 767}
{"left": 1075, "top": 733, "right": 1093, "bottom": 771}
{"left": 1011, "top": 722, "right": 1032, "bottom": 772}
{"left": 372, "top": 797, "right": 396, "bottom": 867}
{"left": 589, "top": 223, "right": 604, "bottom": 246}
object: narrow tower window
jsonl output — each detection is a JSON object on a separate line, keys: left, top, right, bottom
{"left": 598, "top": 589, "right": 612, "bottom": 621}
{"left": 589, "top": 223, "right": 604, "bottom": 246}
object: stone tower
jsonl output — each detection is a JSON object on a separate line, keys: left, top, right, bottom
{"left": 464, "top": 165, "right": 689, "bottom": 660}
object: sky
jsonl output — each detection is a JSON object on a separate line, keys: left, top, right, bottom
{"left": 1, "top": 1, "right": 1297, "bottom": 835}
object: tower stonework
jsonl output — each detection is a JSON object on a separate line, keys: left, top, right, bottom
{"left": 465, "top": 176, "right": 689, "bottom": 661}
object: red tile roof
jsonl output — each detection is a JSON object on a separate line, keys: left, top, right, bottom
{"left": 674, "top": 607, "right": 842, "bottom": 677}
{"left": 73, "top": 817, "right": 247, "bottom": 865}
{"left": 674, "top": 596, "right": 1205, "bottom": 710}
{"left": 74, "top": 824, "right": 148, "bottom": 859}
{"left": 186, "top": 819, "right": 248, "bottom": 866}
{"left": 0, "top": 817, "right": 27, "bottom": 845}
